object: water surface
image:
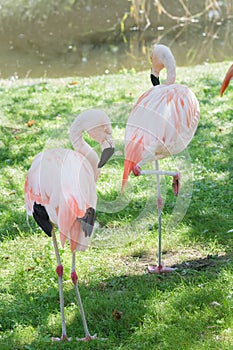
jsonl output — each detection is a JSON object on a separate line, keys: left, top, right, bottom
{"left": 0, "top": 1, "right": 232, "bottom": 79}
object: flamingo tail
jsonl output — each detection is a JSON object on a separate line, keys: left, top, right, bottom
{"left": 121, "top": 159, "right": 135, "bottom": 191}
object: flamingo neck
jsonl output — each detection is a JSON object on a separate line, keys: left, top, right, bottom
{"left": 152, "top": 60, "right": 176, "bottom": 85}
{"left": 71, "top": 133, "right": 100, "bottom": 180}
{"left": 151, "top": 45, "right": 176, "bottom": 85}
{"left": 164, "top": 62, "right": 176, "bottom": 84}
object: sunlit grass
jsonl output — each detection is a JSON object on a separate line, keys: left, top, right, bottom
{"left": 0, "top": 63, "right": 233, "bottom": 349}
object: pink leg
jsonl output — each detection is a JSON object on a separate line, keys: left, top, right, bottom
{"left": 71, "top": 253, "right": 97, "bottom": 341}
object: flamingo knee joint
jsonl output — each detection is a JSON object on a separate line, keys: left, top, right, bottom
{"left": 71, "top": 271, "right": 78, "bottom": 285}
{"left": 56, "top": 264, "right": 64, "bottom": 277}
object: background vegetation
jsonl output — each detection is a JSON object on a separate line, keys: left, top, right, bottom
{"left": 0, "top": 60, "right": 232, "bottom": 349}
{"left": 0, "top": 0, "right": 232, "bottom": 78}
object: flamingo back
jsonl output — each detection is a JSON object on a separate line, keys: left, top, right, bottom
{"left": 123, "top": 84, "right": 200, "bottom": 186}
{"left": 25, "top": 148, "right": 97, "bottom": 251}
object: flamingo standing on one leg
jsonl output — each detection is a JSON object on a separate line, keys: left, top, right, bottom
{"left": 24, "top": 109, "right": 114, "bottom": 341}
{"left": 220, "top": 64, "right": 233, "bottom": 96}
{"left": 122, "top": 44, "right": 200, "bottom": 273}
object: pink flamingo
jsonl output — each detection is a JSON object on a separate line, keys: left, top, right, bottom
{"left": 220, "top": 64, "right": 233, "bottom": 96}
{"left": 122, "top": 44, "right": 200, "bottom": 273}
{"left": 25, "top": 109, "right": 114, "bottom": 341}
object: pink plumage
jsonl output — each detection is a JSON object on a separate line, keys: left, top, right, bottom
{"left": 122, "top": 44, "right": 200, "bottom": 189}
{"left": 24, "top": 109, "right": 114, "bottom": 341}
{"left": 121, "top": 44, "right": 200, "bottom": 273}
{"left": 25, "top": 148, "right": 95, "bottom": 251}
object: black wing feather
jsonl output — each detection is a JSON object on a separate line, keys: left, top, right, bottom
{"left": 33, "top": 202, "right": 53, "bottom": 236}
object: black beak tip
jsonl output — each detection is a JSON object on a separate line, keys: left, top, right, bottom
{"left": 150, "top": 74, "right": 160, "bottom": 86}
{"left": 98, "top": 147, "right": 115, "bottom": 168}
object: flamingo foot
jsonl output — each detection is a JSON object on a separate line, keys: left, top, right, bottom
{"left": 172, "top": 173, "right": 180, "bottom": 196}
{"left": 148, "top": 263, "right": 177, "bottom": 274}
{"left": 51, "top": 335, "right": 72, "bottom": 342}
{"left": 76, "top": 334, "right": 98, "bottom": 342}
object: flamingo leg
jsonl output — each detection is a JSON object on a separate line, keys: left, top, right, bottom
{"left": 133, "top": 161, "right": 178, "bottom": 273}
{"left": 155, "top": 160, "right": 162, "bottom": 268}
{"left": 147, "top": 161, "right": 177, "bottom": 274}
{"left": 71, "top": 252, "right": 97, "bottom": 342}
{"left": 51, "top": 229, "right": 71, "bottom": 341}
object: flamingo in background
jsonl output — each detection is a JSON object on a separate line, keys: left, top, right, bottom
{"left": 220, "top": 64, "right": 233, "bottom": 96}
{"left": 25, "top": 109, "right": 114, "bottom": 341}
{"left": 122, "top": 44, "right": 200, "bottom": 273}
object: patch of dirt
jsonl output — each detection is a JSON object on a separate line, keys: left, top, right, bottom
{"left": 122, "top": 249, "right": 233, "bottom": 275}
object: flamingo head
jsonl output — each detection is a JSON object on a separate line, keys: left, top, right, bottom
{"left": 70, "top": 109, "right": 115, "bottom": 168}
{"left": 150, "top": 44, "right": 176, "bottom": 85}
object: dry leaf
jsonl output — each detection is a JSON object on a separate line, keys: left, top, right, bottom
{"left": 112, "top": 308, "right": 123, "bottom": 320}
{"left": 27, "top": 120, "right": 36, "bottom": 127}
{"left": 70, "top": 81, "right": 78, "bottom": 85}
{"left": 9, "top": 190, "right": 16, "bottom": 195}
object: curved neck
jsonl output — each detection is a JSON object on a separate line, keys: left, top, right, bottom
{"left": 151, "top": 45, "right": 176, "bottom": 85}
{"left": 71, "top": 132, "right": 100, "bottom": 180}
{"left": 163, "top": 59, "right": 176, "bottom": 84}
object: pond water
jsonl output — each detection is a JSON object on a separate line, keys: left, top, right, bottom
{"left": 0, "top": 1, "right": 232, "bottom": 79}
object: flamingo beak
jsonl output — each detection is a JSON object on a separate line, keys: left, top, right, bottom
{"left": 150, "top": 73, "right": 160, "bottom": 86}
{"left": 98, "top": 139, "right": 115, "bottom": 168}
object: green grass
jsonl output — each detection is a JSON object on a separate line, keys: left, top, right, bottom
{"left": 0, "top": 63, "right": 233, "bottom": 349}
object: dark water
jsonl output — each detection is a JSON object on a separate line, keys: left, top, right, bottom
{"left": 0, "top": 1, "right": 232, "bottom": 79}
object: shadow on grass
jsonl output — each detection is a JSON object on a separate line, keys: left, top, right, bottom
{"left": 184, "top": 210, "right": 233, "bottom": 249}
{"left": 182, "top": 126, "right": 233, "bottom": 249}
{"left": 0, "top": 203, "right": 37, "bottom": 241}
{"left": 0, "top": 251, "right": 233, "bottom": 350}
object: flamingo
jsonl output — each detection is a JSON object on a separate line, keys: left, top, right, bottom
{"left": 220, "top": 64, "right": 233, "bottom": 96}
{"left": 24, "top": 109, "right": 114, "bottom": 341}
{"left": 122, "top": 44, "right": 200, "bottom": 273}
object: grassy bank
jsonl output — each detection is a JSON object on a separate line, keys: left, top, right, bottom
{"left": 0, "top": 62, "right": 233, "bottom": 349}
